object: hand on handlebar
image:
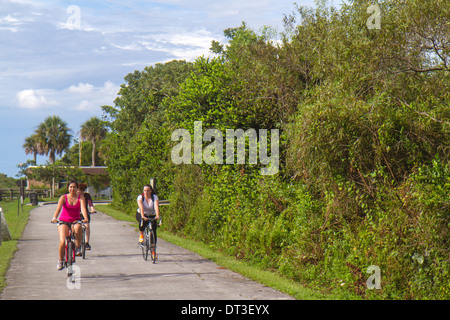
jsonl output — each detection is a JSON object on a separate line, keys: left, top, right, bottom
{"left": 142, "top": 216, "right": 159, "bottom": 221}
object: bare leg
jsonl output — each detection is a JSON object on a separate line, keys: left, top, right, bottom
{"left": 57, "top": 224, "right": 69, "bottom": 261}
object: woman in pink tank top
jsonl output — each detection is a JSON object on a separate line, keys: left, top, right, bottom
{"left": 59, "top": 193, "right": 82, "bottom": 223}
{"left": 51, "top": 180, "right": 89, "bottom": 270}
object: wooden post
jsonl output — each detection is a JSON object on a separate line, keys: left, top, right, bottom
{"left": 150, "top": 178, "right": 157, "bottom": 194}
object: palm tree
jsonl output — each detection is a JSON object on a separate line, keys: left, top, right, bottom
{"left": 36, "top": 115, "right": 72, "bottom": 164}
{"left": 80, "top": 117, "right": 107, "bottom": 167}
{"left": 30, "top": 115, "right": 72, "bottom": 197}
{"left": 23, "top": 133, "right": 44, "bottom": 164}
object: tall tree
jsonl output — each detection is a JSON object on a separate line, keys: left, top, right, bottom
{"left": 36, "top": 115, "right": 72, "bottom": 164}
{"left": 101, "top": 60, "right": 194, "bottom": 206}
{"left": 80, "top": 117, "right": 107, "bottom": 167}
{"left": 23, "top": 133, "right": 44, "bottom": 164}
{"left": 32, "top": 115, "right": 72, "bottom": 197}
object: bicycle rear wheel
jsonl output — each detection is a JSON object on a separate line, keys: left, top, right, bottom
{"left": 150, "top": 229, "right": 156, "bottom": 264}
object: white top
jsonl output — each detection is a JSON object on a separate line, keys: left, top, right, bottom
{"left": 137, "top": 194, "right": 159, "bottom": 215}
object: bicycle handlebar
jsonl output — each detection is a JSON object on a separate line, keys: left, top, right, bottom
{"left": 142, "top": 216, "right": 158, "bottom": 221}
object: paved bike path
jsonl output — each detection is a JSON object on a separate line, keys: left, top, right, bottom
{"left": 1, "top": 204, "right": 293, "bottom": 300}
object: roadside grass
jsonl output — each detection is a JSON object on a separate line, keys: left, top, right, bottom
{"left": 96, "top": 204, "right": 348, "bottom": 300}
{"left": 0, "top": 200, "right": 33, "bottom": 294}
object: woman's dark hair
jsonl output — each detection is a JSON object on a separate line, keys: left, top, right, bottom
{"left": 67, "top": 180, "right": 78, "bottom": 188}
{"left": 143, "top": 184, "right": 154, "bottom": 193}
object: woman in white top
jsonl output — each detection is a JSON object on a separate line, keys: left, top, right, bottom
{"left": 136, "top": 184, "right": 160, "bottom": 244}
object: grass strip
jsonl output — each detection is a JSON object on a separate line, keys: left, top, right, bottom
{"left": 0, "top": 200, "right": 33, "bottom": 294}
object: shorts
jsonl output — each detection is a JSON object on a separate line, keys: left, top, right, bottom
{"left": 57, "top": 220, "right": 81, "bottom": 227}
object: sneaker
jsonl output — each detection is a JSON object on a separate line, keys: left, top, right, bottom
{"left": 57, "top": 260, "right": 65, "bottom": 271}
{"left": 85, "top": 243, "right": 91, "bottom": 250}
{"left": 75, "top": 248, "right": 82, "bottom": 256}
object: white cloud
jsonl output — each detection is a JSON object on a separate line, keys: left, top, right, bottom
{"left": 67, "top": 83, "right": 94, "bottom": 94}
{"left": 135, "top": 28, "right": 217, "bottom": 61}
{"left": 72, "top": 81, "right": 119, "bottom": 110}
{"left": 0, "top": 26, "right": 19, "bottom": 32}
{"left": 0, "top": 13, "right": 32, "bottom": 32}
{"left": 15, "top": 82, "right": 119, "bottom": 111}
{"left": 113, "top": 43, "right": 143, "bottom": 51}
{"left": 174, "top": 30, "right": 215, "bottom": 48}
{"left": 75, "top": 100, "right": 91, "bottom": 111}
{"left": 102, "top": 81, "right": 118, "bottom": 95}
{"left": 16, "top": 89, "right": 57, "bottom": 109}
{"left": 0, "top": 14, "right": 20, "bottom": 24}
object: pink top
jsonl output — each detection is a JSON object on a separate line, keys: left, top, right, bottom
{"left": 59, "top": 194, "right": 81, "bottom": 223}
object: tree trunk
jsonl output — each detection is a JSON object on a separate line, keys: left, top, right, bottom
{"left": 50, "top": 152, "right": 55, "bottom": 198}
{"left": 91, "top": 140, "right": 96, "bottom": 167}
{"left": 79, "top": 139, "right": 82, "bottom": 166}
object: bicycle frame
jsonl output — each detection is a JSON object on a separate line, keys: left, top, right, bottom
{"left": 141, "top": 217, "right": 157, "bottom": 263}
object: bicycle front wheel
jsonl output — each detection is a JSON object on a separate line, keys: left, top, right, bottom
{"left": 141, "top": 230, "right": 149, "bottom": 261}
{"left": 67, "top": 240, "right": 74, "bottom": 277}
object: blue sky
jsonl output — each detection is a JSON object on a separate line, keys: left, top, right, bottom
{"left": 0, "top": 0, "right": 319, "bottom": 178}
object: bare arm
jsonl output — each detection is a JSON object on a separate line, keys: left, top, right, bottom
{"left": 83, "top": 192, "right": 96, "bottom": 213}
{"left": 79, "top": 195, "right": 88, "bottom": 222}
{"left": 154, "top": 199, "right": 160, "bottom": 220}
{"left": 51, "top": 196, "right": 65, "bottom": 223}
{"left": 138, "top": 197, "right": 146, "bottom": 220}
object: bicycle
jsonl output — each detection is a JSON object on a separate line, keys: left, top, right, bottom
{"left": 52, "top": 220, "right": 80, "bottom": 282}
{"left": 140, "top": 217, "right": 158, "bottom": 263}
{"left": 61, "top": 222, "right": 77, "bottom": 282}
{"left": 79, "top": 209, "right": 95, "bottom": 259}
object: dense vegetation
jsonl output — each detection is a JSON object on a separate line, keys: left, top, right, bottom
{"left": 101, "top": 0, "right": 449, "bottom": 299}
{"left": 0, "top": 174, "right": 17, "bottom": 189}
